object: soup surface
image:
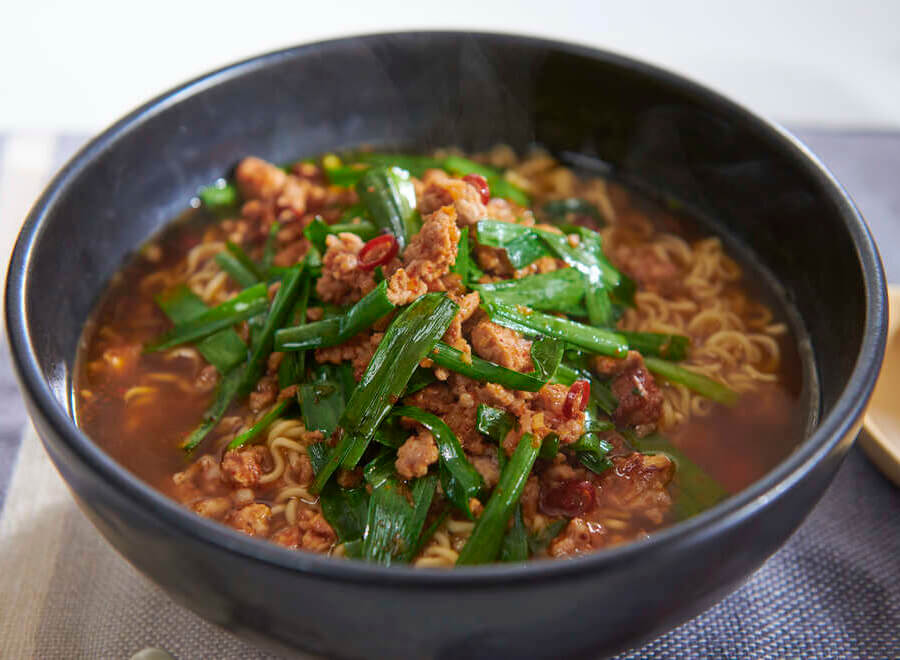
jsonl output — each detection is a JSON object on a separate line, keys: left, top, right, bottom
{"left": 75, "top": 147, "right": 808, "bottom": 566}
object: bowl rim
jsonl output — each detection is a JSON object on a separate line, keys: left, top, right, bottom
{"left": 5, "top": 30, "right": 887, "bottom": 588}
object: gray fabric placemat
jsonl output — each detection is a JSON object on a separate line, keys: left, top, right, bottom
{"left": 0, "top": 130, "right": 897, "bottom": 659}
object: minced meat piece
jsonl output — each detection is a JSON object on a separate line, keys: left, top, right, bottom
{"left": 315, "top": 331, "right": 383, "bottom": 381}
{"left": 297, "top": 509, "right": 337, "bottom": 553}
{"left": 386, "top": 268, "right": 428, "bottom": 306}
{"left": 316, "top": 233, "right": 400, "bottom": 305}
{"left": 395, "top": 429, "right": 439, "bottom": 479}
{"left": 442, "top": 291, "right": 480, "bottom": 356}
{"left": 220, "top": 446, "right": 269, "bottom": 489}
{"left": 192, "top": 496, "right": 232, "bottom": 520}
{"left": 605, "top": 351, "right": 664, "bottom": 432}
{"left": 470, "top": 453, "right": 500, "bottom": 489}
{"left": 194, "top": 364, "right": 219, "bottom": 393}
{"left": 418, "top": 169, "right": 487, "bottom": 226}
{"left": 249, "top": 375, "right": 279, "bottom": 413}
{"left": 470, "top": 320, "right": 533, "bottom": 372}
{"left": 548, "top": 518, "right": 594, "bottom": 558}
{"left": 611, "top": 243, "right": 682, "bottom": 296}
{"left": 235, "top": 156, "right": 287, "bottom": 200}
{"left": 597, "top": 452, "right": 674, "bottom": 525}
{"left": 270, "top": 509, "right": 336, "bottom": 553}
{"left": 172, "top": 455, "right": 223, "bottom": 503}
{"left": 402, "top": 205, "right": 460, "bottom": 289}
{"left": 225, "top": 503, "right": 272, "bottom": 537}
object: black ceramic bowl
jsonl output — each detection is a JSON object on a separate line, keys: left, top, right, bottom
{"left": 5, "top": 32, "right": 887, "bottom": 659}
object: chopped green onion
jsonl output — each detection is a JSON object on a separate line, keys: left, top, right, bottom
{"left": 643, "top": 356, "right": 739, "bottom": 406}
{"left": 362, "top": 475, "right": 437, "bottom": 565}
{"left": 277, "top": 275, "right": 311, "bottom": 389}
{"left": 154, "top": 285, "right": 247, "bottom": 374}
{"left": 313, "top": 293, "right": 458, "bottom": 491}
{"left": 430, "top": 335, "right": 563, "bottom": 392}
{"left": 539, "top": 433, "right": 560, "bottom": 460}
{"left": 569, "top": 431, "right": 613, "bottom": 475}
{"left": 225, "top": 241, "right": 265, "bottom": 282}
{"left": 147, "top": 283, "right": 269, "bottom": 352}
{"left": 620, "top": 331, "right": 690, "bottom": 361}
{"left": 308, "top": 442, "right": 370, "bottom": 545}
{"left": 472, "top": 268, "right": 585, "bottom": 313}
{"left": 456, "top": 433, "right": 541, "bottom": 565}
{"left": 476, "top": 220, "right": 552, "bottom": 269}
{"left": 475, "top": 404, "right": 515, "bottom": 444}
{"left": 363, "top": 447, "right": 397, "bottom": 490}
{"left": 404, "top": 367, "right": 436, "bottom": 396}
{"left": 356, "top": 166, "right": 419, "bottom": 249}
{"left": 274, "top": 280, "right": 395, "bottom": 352}
{"left": 198, "top": 181, "right": 238, "bottom": 209}
{"left": 261, "top": 222, "right": 280, "bottom": 274}
{"left": 299, "top": 366, "right": 349, "bottom": 436}
{"left": 227, "top": 399, "right": 291, "bottom": 450}
{"left": 181, "top": 366, "right": 244, "bottom": 451}
{"left": 483, "top": 300, "right": 629, "bottom": 358}
{"left": 236, "top": 265, "right": 306, "bottom": 396}
{"left": 392, "top": 406, "right": 484, "bottom": 519}
{"left": 499, "top": 505, "right": 529, "bottom": 562}
{"left": 214, "top": 251, "right": 260, "bottom": 288}
{"left": 526, "top": 519, "right": 568, "bottom": 556}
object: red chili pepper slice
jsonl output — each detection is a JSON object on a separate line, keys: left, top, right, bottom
{"left": 357, "top": 234, "right": 399, "bottom": 271}
{"left": 563, "top": 379, "right": 590, "bottom": 419}
{"left": 462, "top": 173, "right": 490, "bottom": 204}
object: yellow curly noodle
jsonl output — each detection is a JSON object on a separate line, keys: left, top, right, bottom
{"left": 603, "top": 227, "right": 783, "bottom": 430}
{"left": 414, "top": 518, "right": 475, "bottom": 568}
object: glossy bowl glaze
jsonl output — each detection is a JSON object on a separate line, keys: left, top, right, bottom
{"left": 5, "top": 32, "right": 886, "bottom": 659}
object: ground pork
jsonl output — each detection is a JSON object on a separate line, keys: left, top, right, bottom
{"left": 272, "top": 238, "right": 310, "bottom": 267}
{"left": 418, "top": 169, "right": 487, "bottom": 226}
{"left": 548, "top": 518, "right": 594, "bottom": 558}
{"left": 598, "top": 453, "right": 674, "bottom": 525}
{"left": 191, "top": 496, "right": 232, "bottom": 520}
{"left": 315, "top": 331, "right": 384, "bottom": 381}
{"left": 402, "top": 205, "right": 460, "bottom": 290}
{"left": 225, "top": 503, "right": 272, "bottom": 537}
{"left": 473, "top": 244, "right": 514, "bottom": 279}
{"left": 194, "top": 364, "right": 219, "bottom": 393}
{"left": 220, "top": 446, "right": 269, "bottom": 489}
{"left": 595, "top": 351, "right": 663, "bottom": 433}
{"left": 442, "top": 291, "right": 480, "bottom": 356}
{"left": 249, "top": 375, "right": 279, "bottom": 413}
{"left": 315, "top": 233, "right": 375, "bottom": 305}
{"left": 235, "top": 156, "right": 287, "bottom": 200}
{"left": 172, "top": 455, "right": 223, "bottom": 503}
{"left": 235, "top": 157, "right": 314, "bottom": 227}
{"left": 610, "top": 243, "right": 682, "bottom": 296}
{"left": 545, "top": 452, "right": 673, "bottom": 557}
{"left": 395, "top": 429, "right": 440, "bottom": 478}
{"left": 386, "top": 268, "right": 428, "bottom": 306}
{"left": 316, "top": 233, "right": 402, "bottom": 305}
{"left": 470, "top": 453, "right": 500, "bottom": 489}
{"left": 470, "top": 319, "right": 533, "bottom": 372}
{"left": 270, "top": 508, "right": 337, "bottom": 553}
